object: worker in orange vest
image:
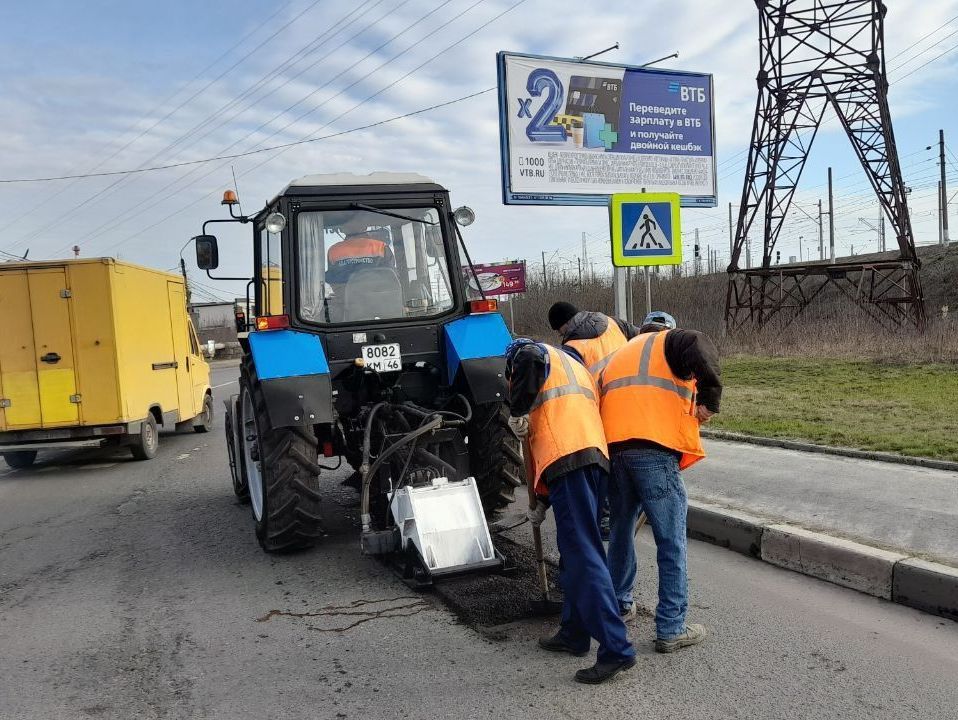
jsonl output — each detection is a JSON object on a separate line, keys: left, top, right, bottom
{"left": 505, "top": 338, "right": 635, "bottom": 684}
{"left": 549, "top": 301, "right": 642, "bottom": 541}
{"left": 549, "top": 301, "right": 640, "bottom": 380}
{"left": 599, "top": 311, "right": 722, "bottom": 653}
{"left": 326, "top": 215, "right": 396, "bottom": 284}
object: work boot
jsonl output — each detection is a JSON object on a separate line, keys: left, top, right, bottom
{"left": 538, "top": 632, "right": 589, "bottom": 657}
{"left": 619, "top": 603, "right": 636, "bottom": 621}
{"left": 574, "top": 657, "right": 636, "bottom": 685}
{"left": 655, "top": 623, "right": 707, "bottom": 653}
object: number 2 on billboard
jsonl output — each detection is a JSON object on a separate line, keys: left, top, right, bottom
{"left": 524, "top": 68, "right": 567, "bottom": 143}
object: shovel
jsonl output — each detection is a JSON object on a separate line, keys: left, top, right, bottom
{"left": 522, "top": 439, "right": 563, "bottom": 616}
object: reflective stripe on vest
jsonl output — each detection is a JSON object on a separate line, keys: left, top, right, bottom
{"left": 599, "top": 331, "right": 705, "bottom": 470}
{"left": 599, "top": 331, "right": 694, "bottom": 401}
{"left": 328, "top": 236, "right": 387, "bottom": 266}
{"left": 565, "top": 316, "right": 628, "bottom": 380}
{"left": 526, "top": 345, "right": 608, "bottom": 494}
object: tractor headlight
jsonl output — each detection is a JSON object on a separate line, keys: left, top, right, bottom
{"left": 265, "top": 212, "right": 287, "bottom": 234}
{"left": 453, "top": 206, "right": 476, "bottom": 227}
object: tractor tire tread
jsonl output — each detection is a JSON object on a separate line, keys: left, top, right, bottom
{"left": 240, "top": 360, "right": 324, "bottom": 553}
{"left": 468, "top": 402, "right": 524, "bottom": 517}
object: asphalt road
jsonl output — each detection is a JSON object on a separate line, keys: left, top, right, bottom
{"left": 1, "top": 364, "right": 956, "bottom": 719}
{"left": 686, "top": 439, "right": 958, "bottom": 564}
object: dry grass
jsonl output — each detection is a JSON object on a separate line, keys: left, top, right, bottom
{"left": 506, "top": 243, "right": 958, "bottom": 363}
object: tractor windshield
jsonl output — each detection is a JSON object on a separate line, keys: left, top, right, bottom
{"left": 296, "top": 207, "right": 455, "bottom": 324}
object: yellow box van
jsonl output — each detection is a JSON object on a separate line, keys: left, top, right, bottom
{"left": 0, "top": 258, "right": 212, "bottom": 468}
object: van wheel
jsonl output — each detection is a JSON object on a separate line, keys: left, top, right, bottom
{"left": 3, "top": 450, "right": 37, "bottom": 469}
{"left": 194, "top": 395, "right": 213, "bottom": 434}
{"left": 130, "top": 415, "right": 159, "bottom": 460}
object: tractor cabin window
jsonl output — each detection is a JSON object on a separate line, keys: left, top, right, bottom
{"left": 296, "top": 208, "right": 454, "bottom": 324}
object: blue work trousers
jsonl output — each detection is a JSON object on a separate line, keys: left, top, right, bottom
{"left": 550, "top": 465, "right": 635, "bottom": 664}
{"left": 608, "top": 448, "right": 689, "bottom": 640}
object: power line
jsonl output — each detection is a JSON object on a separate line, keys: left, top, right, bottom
{"left": 8, "top": 0, "right": 359, "bottom": 249}
{"left": 93, "top": 1, "right": 526, "bottom": 257}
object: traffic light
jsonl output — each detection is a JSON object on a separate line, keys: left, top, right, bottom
{"left": 235, "top": 311, "right": 246, "bottom": 332}
{"left": 694, "top": 244, "right": 700, "bottom": 258}
{"left": 776, "top": 250, "right": 781, "bottom": 265}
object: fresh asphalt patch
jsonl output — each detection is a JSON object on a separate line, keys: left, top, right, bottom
{"left": 430, "top": 536, "right": 564, "bottom": 630}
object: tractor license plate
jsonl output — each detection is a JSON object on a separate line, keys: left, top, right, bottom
{"left": 361, "top": 343, "right": 402, "bottom": 372}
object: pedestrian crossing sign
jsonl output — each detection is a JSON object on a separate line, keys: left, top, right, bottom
{"left": 609, "top": 192, "right": 682, "bottom": 267}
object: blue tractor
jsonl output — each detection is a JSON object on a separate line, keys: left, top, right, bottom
{"left": 193, "top": 173, "right": 522, "bottom": 581}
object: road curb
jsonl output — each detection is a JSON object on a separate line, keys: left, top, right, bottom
{"left": 687, "top": 500, "right": 765, "bottom": 557}
{"left": 700, "top": 429, "right": 958, "bottom": 473}
{"left": 893, "top": 558, "right": 958, "bottom": 621}
{"left": 685, "top": 499, "right": 958, "bottom": 620}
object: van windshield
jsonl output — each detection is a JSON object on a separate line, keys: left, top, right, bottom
{"left": 296, "top": 208, "right": 455, "bottom": 324}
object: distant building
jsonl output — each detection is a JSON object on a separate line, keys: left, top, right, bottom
{"left": 189, "top": 301, "right": 240, "bottom": 352}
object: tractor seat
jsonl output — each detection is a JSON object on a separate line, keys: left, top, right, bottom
{"left": 343, "top": 267, "right": 405, "bottom": 321}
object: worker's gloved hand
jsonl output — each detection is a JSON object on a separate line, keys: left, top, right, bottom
{"left": 508, "top": 414, "right": 530, "bottom": 438}
{"left": 527, "top": 498, "right": 548, "bottom": 527}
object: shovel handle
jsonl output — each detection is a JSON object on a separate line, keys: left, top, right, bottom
{"left": 521, "top": 439, "right": 551, "bottom": 598}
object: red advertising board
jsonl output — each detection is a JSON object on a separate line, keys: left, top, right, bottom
{"left": 466, "top": 260, "right": 527, "bottom": 295}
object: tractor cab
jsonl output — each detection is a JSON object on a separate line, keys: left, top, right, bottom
{"left": 193, "top": 173, "right": 522, "bottom": 583}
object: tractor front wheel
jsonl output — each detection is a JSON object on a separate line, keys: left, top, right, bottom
{"left": 239, "top": 361, "right": 324, "bottom": 552}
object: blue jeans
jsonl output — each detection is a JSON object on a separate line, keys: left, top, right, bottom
{"left": 550, "top": 465, "right": 635, "bottom": 664}
{"left": 608, "top": 448, "right": 689, "bottom": 640}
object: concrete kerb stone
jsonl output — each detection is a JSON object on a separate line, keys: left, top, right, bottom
{"left": 701, "top": 429, "right": 958, "bottom": 473}
{"left": 687, "top": 500, "right": 766, "bottom": 557}
{"left": 893, "top": 557, "right": 958, "bottom": 621}
{"left": 760, "top": 524, "right": 907, "bottom": 599}
{"left": 686, "top": 502, "right": 958, "bottom": 620}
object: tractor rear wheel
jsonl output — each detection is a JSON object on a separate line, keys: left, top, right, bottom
{"left": 240, "top": 360, "right": 324, "bottom": 552}
{"left": 468, "top": 402, "right": 523, "bottom": 516}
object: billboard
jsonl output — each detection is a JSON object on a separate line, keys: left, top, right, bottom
{"left": 466, "top": 261, "right": 527, "bottom": 295}
{"left": 497, "top": 51, "right": 716, "bottom": 208}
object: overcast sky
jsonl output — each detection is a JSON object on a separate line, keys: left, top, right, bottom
{"left": 1, "top": 0, "right": 956, "bottom": 301}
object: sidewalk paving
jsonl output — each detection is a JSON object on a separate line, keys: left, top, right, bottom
{"left": 685, "top": 439, "right": 958, "bottom": 567}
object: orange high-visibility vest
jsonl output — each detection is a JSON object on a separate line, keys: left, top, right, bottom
{"left": 527, "top": 345, "right": 609, "bottom": 495}
{"left": 599, "top": 330, "right": 705, "bottom": 470}
{"left": 327, "top": 236, "right": 387, "bottom": 266}
{"left": 565, "top": 315, "right": 628, "bottom": 381}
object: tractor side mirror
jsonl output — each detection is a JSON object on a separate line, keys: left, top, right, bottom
{"left": 194, "top": 235, "right": 219, "bottom": 270}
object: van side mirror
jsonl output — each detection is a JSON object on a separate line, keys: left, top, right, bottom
{"left": 194, "top": 235, "right": 219, "bottom": 270}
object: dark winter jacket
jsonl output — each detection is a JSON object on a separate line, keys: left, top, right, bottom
{"left": 507, "top": 343, "right": 609, "bottom": 487}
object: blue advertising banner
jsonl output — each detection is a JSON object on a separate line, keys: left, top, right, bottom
{"left": 497, "top": 51, "right": 716, "bottom": 207}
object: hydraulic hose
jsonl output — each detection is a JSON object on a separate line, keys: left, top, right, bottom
{"left": 360, "top": 414, "right": 443, "bottom": 532}
{"left": 359, "top": 401, "right": 388, "bottom": 479}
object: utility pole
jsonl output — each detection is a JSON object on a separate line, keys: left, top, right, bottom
{"left": 828, "top": 167, "right": 836, "bottom": 261}
{"left": 880, "top": 207, "right": 886, "bottom": 252}
{"left": 694, "top": 228, "right": 701, "bottom": 276}
{"left": 728, "top": 202, "right": 734, "bottom": 259}
{"left": 745, "top": 236, "right": 751, "bottom": 269}
{"left": 541, "top": 251, "right": 547, "bottom": 288}
{"left": 581, "top": 232, "right": 588, "bottom": 274}
{"left": 577, "top": 256, "right": 582, "bottom": 285}
{"left": 939, "top": 181, "right": 944, "bottom": 245}
{"left": 180, "top": 257, "right": 191, "bottom": 305}
{"left": 818, "top": 199, "right": 825, "bottom": 260}
{"left": 940, "top": 129, "right": 950, "bottom": 244}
